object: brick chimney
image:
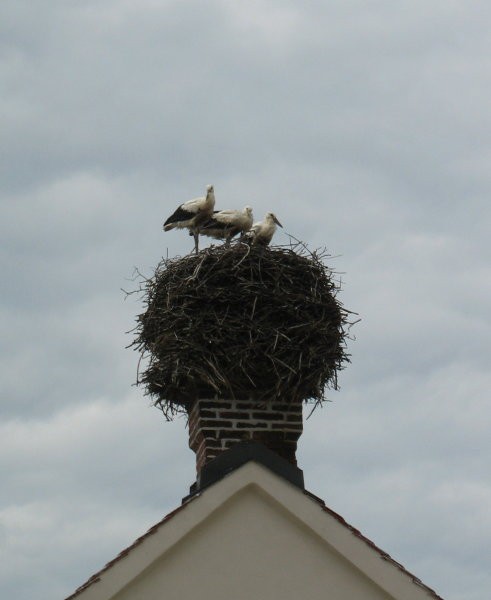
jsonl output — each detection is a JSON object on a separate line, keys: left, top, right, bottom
{"left": 188, "top": 397, "right": 303, "bottom": 474}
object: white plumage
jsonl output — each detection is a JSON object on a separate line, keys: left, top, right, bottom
{"left": 201, "top": 206, "right": 254, "bottom": 245}
{"left": 243, "top": 212, "right": 283, "bottom": 246}
{"left": 163, "top": 185, "right": 216, "bottom": 252}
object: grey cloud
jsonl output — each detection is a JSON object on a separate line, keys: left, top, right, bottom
{"left": 2, "top": 0, "right": 491, "bottom": 199}
{"left": 0, "top": 395, "right": 194, "bottom": 599}
{"left": 1, "top": 1, "right": 490, "bottom": 599}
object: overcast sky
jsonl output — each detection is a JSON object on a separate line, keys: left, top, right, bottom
{"left": 1, "top": 2, "right": 490, "bottom": 599}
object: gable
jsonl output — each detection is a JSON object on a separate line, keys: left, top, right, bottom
{"left": 67, "top": 462, "right": 442, "bottom": 600}
{"left": 113, "top": 485, "right": 394, "bottom": 600}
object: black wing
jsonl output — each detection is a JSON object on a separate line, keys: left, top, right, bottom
{"left": 164, "top": 205, "right": 196, "bottom": 227}
{"left": 201, "top": 217, "right": 230, "bottom": 232}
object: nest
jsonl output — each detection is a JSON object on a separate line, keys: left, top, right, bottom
{"left": 129, "top": 242, "right": 354, "bottom": 419}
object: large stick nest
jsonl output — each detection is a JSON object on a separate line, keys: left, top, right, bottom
{"left": 130, "top": 242, "right": 354, "bottom": 418}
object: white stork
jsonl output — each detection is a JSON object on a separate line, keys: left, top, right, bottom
{"left": 242, "top": 212, "right": 283, "bottom": 246}
{"left": 163, "top": 185, "right": 215, "bottom": 253}
{"left": 200, "top": 206, "right": 254, "bottom": 245}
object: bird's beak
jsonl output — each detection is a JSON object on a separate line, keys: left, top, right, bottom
{"left": 273, "top": 215, "right": 283, "bottom": 228}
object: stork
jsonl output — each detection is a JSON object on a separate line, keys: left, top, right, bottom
{"left": 242, "top": 212, "right": 283, "bottom": 246}
{"left": 163, "top": 185, "right": 215, "bottom": 253}
{"left": 200, "top": 206, "right": 254, "bottom": 246}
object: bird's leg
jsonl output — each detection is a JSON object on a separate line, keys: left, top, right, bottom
{"left": 193, "top": 230, "right": 199, "bottom": 254}
{"left": 224, "top": 236, "right": 231, "bottom": 247}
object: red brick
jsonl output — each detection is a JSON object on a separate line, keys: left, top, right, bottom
{"left": 200, "top": 429, "right": 219, "bottom": 439}
{"left": 286, "top": 414, "right": 303, "bottom": 422}
{"left": 252, "top": 412, "right": 284, "bottom": 420}
{"left": 200, "top": 420, "right": 233, "bottom": 428}
{"left": 236, "top": 421, "right": 268, "bottom": 429}
{"left": 272, "top": 423, "right": 302, "bottom": 430}
{"left": 271, "top": 403, "right": 301, "bottom": 411}
{"left": 218, "top": 430, "right": 247, "bottom": 440}
{"left": 198, "top": 410, "right": 218, "bottom": 418}
{"left": 218, "top": 411, "right": 251, "bottom": 419}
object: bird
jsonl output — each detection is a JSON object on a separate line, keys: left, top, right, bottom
{"left": 200, "top": 206, "right": 254, "bottom": 246}
{"left": 163, "top": 185, "right": 216, "bottom": 253}
{"left": 242, "top": 212, "right": 283, "bottom": 246}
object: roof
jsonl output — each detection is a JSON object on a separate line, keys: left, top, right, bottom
{"left": 65, "top": 461, "right": 444, "bottom": 600}
{"left": 65, "top": 502, "right": 193, "bottom": 600}
{"left": 315, "top": 495, "right": 443, "bottom": 599}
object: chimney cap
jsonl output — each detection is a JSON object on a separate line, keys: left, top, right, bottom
{"left": 184, "top": 440, "right": 304, "bottom": 501}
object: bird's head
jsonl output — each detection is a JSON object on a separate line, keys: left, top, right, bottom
{"left": 206, "top": 184, "right": 214, "bottom": 194}
{"left": 244, "top": 206, "right": 253, "bottom": 217}
{"left": 267, "top": 212, "right": 283, "bottom": 228}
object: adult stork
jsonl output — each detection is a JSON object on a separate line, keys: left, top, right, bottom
{"left": 242, "top": 212, "right": 283, "bottom": 246}
{"left": 200, "top": 206, "right": 254, "bottom": 246}
{"left": 163, "top": 185, "right": 215, "bottom": 253}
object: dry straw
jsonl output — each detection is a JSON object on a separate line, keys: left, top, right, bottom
{"left": 129, "top": 241, "right": 354, "bottom": 419}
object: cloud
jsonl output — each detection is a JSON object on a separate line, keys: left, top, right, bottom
{"left": 1, "top": 1, "right": 490, "bottom": 599}
{"left": 301, "top": 361, "right": 491, "bottom": 600}
{"left": 0, "top": 394, "right": 193, "bottom": 599}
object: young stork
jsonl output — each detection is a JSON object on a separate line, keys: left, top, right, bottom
{"left": 243, "top": 212, "right": 283, "bottom": 246}
{"left": 163, "top": 185, "right": 215, "bottom": 253}
{"left": 200, "top": 206, "right": 254, "bottom": 246}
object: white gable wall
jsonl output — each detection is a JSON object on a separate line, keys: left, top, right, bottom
{"left": 113, "top": 484, "right": 393, "bottom": 600}
{"left": 70, "top": 462, "right": 441, "bottom": 600}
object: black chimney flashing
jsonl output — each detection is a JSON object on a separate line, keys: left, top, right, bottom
{"left": 184, "top": 441, "right": 304, "bottom": 502}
